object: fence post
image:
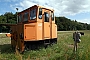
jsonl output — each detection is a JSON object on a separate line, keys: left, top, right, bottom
{"left": 73, "top": 32, "right": 77, "bottom": 52}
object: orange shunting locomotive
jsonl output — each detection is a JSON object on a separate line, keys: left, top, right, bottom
{"left": 6, "top": 5, "right": 57, "bottom": 52}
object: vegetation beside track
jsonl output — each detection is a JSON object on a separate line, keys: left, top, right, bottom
{"left": 0, "top": 30, "right": 90, "bottom": 60}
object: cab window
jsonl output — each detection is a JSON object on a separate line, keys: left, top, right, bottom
{"left": 51, "top": 12, "right": 54, "bottom": 21}
{"left": 30, "top": 8, "right": 36, "bottom": 20}
{"left": 38, "top": 8, "right": 42, "bottom": 19}
{"left": 18, "top": 14, "right": 22, "bottom": 22}
{"left": 44, "top": 12, "right": 49, "bottom": 22}
{"left": 23, "top": 12, "right": 29, "bottom": 21}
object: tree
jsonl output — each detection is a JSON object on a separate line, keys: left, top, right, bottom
{"left": 0, "top": 15, "right": 7, "bottom": 23}
{"left": 4, "top": 12, "right": 17, "bottom": 24}
{"left": 55, "top": 17, "right": 90, "bottom": 31}
{"left": 0, "top": 12, "right": 17, "bottom": 33}
{"left": 87, "top": 24, "right": 90, "bottom": 30}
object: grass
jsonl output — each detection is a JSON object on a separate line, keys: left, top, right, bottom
{"left": 0, "top": 30, "right": 90, "bottom": 60}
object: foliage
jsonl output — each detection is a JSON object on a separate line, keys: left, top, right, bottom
{"left": 0, "top": 12, "right": 17, "bottom": 24}
{"left": 55, "top": 17, "right": 90, "bottom": 31}
{"left": 0, "top": 12, "right": 17, "bottom": 33}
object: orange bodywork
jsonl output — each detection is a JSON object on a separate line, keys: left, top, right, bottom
{"left": 6, "top": 33, "right": 11, "bottom": 37}
{"left": 8, "top": 5, "right": 57, "bottom": 52}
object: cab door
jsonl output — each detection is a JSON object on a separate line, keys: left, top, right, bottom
{"left": 43, "top": 11, "right": 50, "bottom": 39}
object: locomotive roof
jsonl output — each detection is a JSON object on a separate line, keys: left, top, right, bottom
{"left": 18, "top": 5, "right": 54, "bottom": 14}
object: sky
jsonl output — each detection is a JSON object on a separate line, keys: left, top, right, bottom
{"left": 0, "top": 0, "right": 90, "bottom": 24}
